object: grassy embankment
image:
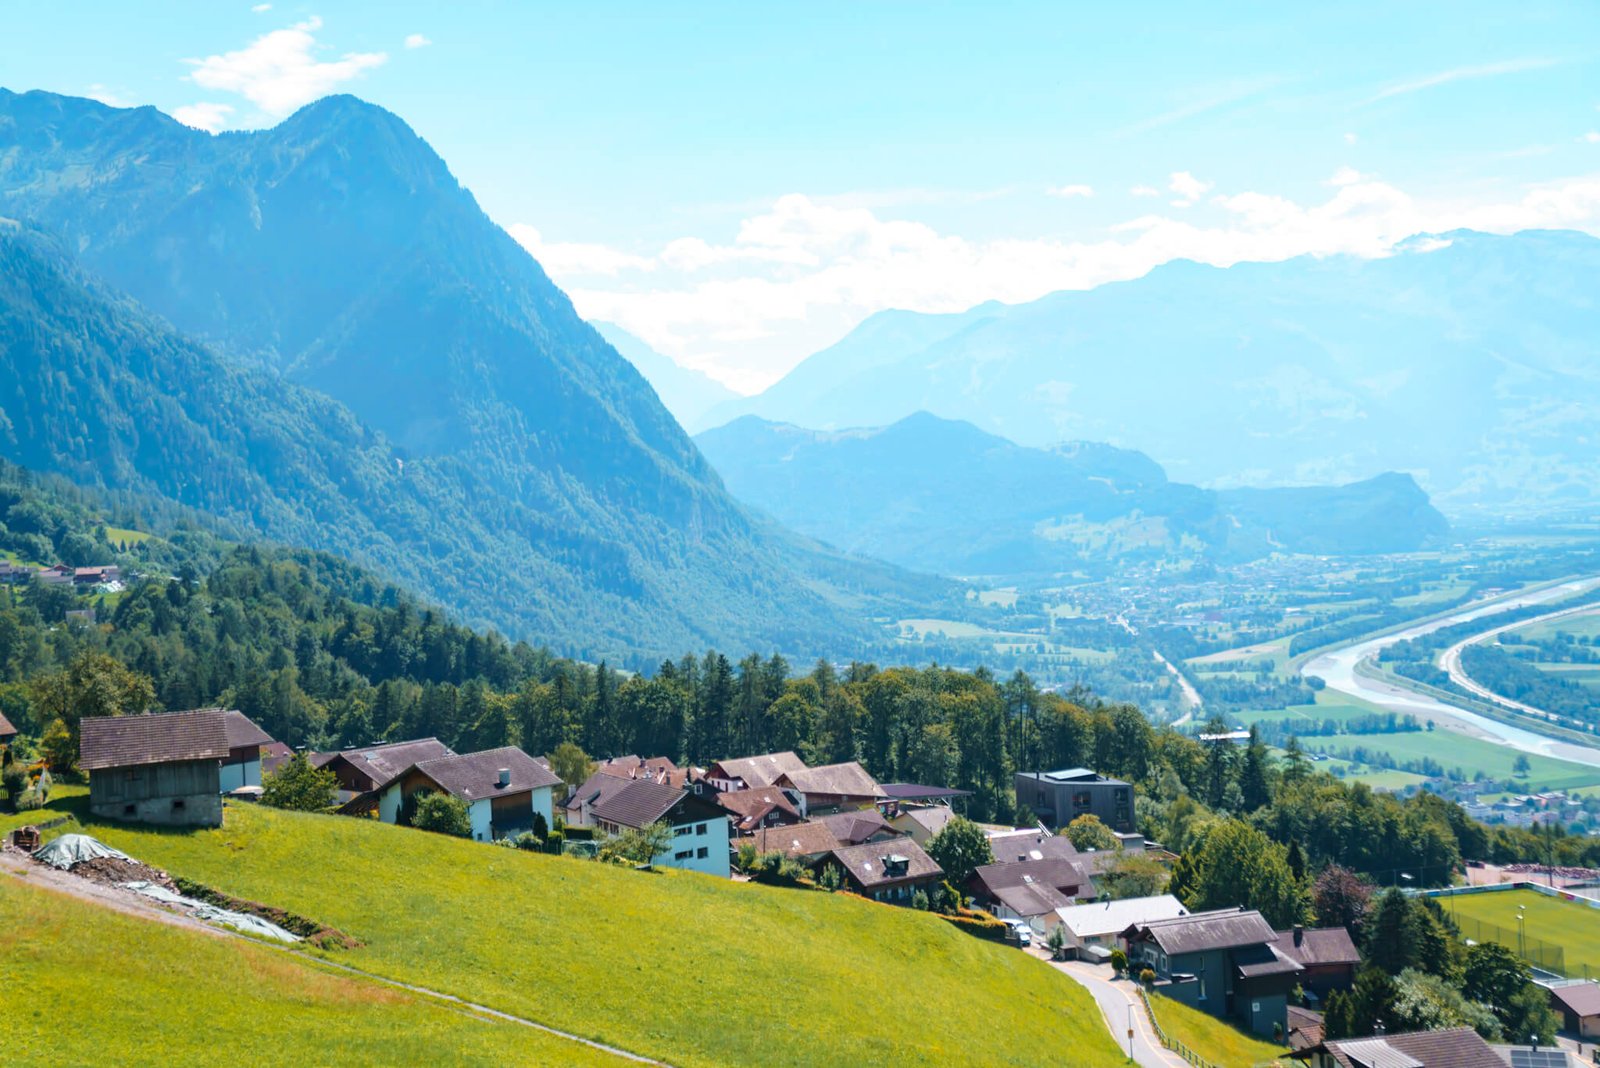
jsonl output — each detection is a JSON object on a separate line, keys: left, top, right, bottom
{"left": 34, "top": 801, "right": 1123, "bottom": 1068}
{"left": 1146, "top": 993, "right": 1289, "bottom": 1067}
{"left": 0, "top": 876, "right": 622, "bottom": 1065}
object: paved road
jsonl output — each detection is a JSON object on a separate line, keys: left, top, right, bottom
{"left": 1300, "top": 577, "right": 1600, "bottom": 767}
{"left": 1438, "top": 602, "right": 1600, "bottom": 728}
{"left": 1035, "top": 952, "right": 1185, "bottom": 1067}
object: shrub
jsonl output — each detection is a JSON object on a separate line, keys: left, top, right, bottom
{"left": 260, "top": 753, "right": 337, "bottom": 812}
{"left": 1139, "top": 968, "right": 1156, "bottom": 989}
{"left": 412, "top": 792, "right": 472, "bottom": 837}
{"left": 912, "top": 889, "right": 930, "bottom": 911}
{"left": 938, "top": 909, "right": 1009, "bottom": 942}
{"left": 1110, "top": 948, "right": 1127, "bottom": 976}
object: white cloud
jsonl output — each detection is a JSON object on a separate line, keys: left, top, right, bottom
{"left": 1586, "top": 132, "right": 1600, "bottom": 144}
{"left": 84, "top": 84, "right": 131, "bottom": 108}
{"left": 1344, "top": 132, "right": 1358, "bottom": 145}
{"left": 184, "top": 16, "right": 387, "bottom": 120}
{"left": 404, "top": 33, "right": 432, "bottom": 49}
{"left": 171, "top": 102, "right": 235, "bottom": 132}
{"left": 1129, "top": 184, "right": 1160, "bottom": 198}
{"left": 1328, "top": 166, "right": 1368, "bottom": 186}
{"left": 511, "top": 173, "right": 1600, "bottom": 393}
{"left": 507, "top": 225, "right": 657, "bottom": 276}
{"left": 251, "top": 3, "right": 271, "bottom": 11}
{"left": 1049, "top": 184, "right": 1095, "bottom": 199}
{"left": 1364, "top": 57, "right": 1560, "bottom": 105}
{"left": 1167, "top": 170, "right": 1213, "bottom": 207}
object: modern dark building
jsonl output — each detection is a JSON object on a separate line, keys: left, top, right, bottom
{"left": 1122, "top": 907, "right": 1302, "bottom": 1038}
{"left": 1014, "top": 768, "right": 1135, "bottom": 833}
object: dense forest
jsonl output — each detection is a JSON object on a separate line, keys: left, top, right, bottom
{"left": 4, "top": 457, "right": 1599, "bottom": 889}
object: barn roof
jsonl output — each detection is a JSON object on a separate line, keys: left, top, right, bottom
{"left": 79, "top": 710, "right": 231, "bottom": 771}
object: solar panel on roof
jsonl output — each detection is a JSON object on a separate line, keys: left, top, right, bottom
{"left": 1508, "top": 1049, "right": 1571, "bottom": 1068}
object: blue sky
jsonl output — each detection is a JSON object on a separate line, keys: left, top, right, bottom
{"left": 7, "top": 2, "right": 1600, "bottom": 390}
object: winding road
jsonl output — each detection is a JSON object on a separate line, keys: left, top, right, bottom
{"left": 1299, "top": 577, "right": 1600, "bottom": 768}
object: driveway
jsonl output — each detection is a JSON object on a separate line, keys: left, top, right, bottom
{"left": 1035, "top": 950, "right": 1187, "bottom": 1067}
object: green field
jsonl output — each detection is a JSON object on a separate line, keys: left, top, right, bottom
{"left": 102, "top": 525, "right": 154, "bottom": 546}
{"left": 1147, "top": 993, "right": 1288, "bottom": 1066}
{"left": 63, "top": 802, "right": 1122, "bottom": 1068}
{"left": 0, "top": 782, "right": 88, "bottom": 835}
{"left": 1508, "top": 611, "right": 1600, "bottom": 644}
{"left": 2, "top": 876, "right": 619, "bottom": 1064}
{"left": 1439, "top": 889, "right": 1600, "bottom": 978}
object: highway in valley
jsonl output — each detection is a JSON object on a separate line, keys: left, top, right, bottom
{"left": 1299, "top": 577, "right": 1600, "bottom": 769}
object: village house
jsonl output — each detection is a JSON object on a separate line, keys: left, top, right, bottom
{"left": 562, "top": 768, "right": 634, "bottom": 827}
{"left": 0, "top": 561, "right": 28, "bottom": 584}
{"left": 703, "top": 751, "right": 808, "bottom": 792}
{"left": 218, "top": 710, "right": 276, "bottom": 793}
{"left": 1289, "top": 1026, "right": 1504, "bottom": 1068}
{"left": 588, "top": 778, "right": 731, "bottom": 877}
{"left": 714, "top": 786, "right": 803, "bottom": 834}
{"left": 594, "top": 754, "right": 689, "bottom": 788}
{"left": 817, "top": 807, "right": 899, "bottom": 846}
{"left": 73, "top": 565, "right": 120, "bottom": 586}
{"left": 378, "top": 746, "right": 560, "bottom": 842}
{"left": 1122, "top": 907, "right": 1302, "bottom": 1037}
{"left": 79, "top": 710, "right": 231, "bottom": 827}
{"left": 773, "top": 761, "right": 885, "bottom": 816}
{"left": 1548, "top": 980, "right": 1600, "bottom": 1039}
{"left": 743, "top": 820, "right": 842, "bottom": 863}
{"left": 1050, "top": 894, "right": 1188, "bottom": 961}
{"left": 820, "top": 837, "right": 943, "bottom": 905}
{"left": 36, "top": 564, "right": 75, "bottom": 586}
{"left": 967, "top": 857, "right": 1094, "bottom": 933}
{"left": 1014, "top": 768, "right": 1136, "bottom": 833}
{"left": 1270, "top": 925, "right": 1360, "bottom": 1001}
{"left": 315, "top": 738, "right": 455, "bottom": 815}
{"left": 0, "top": 710, "right": 16, "bottom": 750}
{"left": 1285, "top": 1006, "right": 1325, "bottom": 1052}
{"left": 888, "top": 804, "right": 956, "bottom": 845}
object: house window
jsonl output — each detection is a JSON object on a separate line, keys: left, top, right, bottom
{"left": 1072, "top": 791, "right": 1091, "bottom": 809}
{"left": 123, "top": 804, "right": 136, "bottom": 816}
{"left": 696, "top": 823, "right": 707, "bottom": 835}
{"left": 674, "top": 850, "right": 692, "bottom": 861}
{"left": 172, "top": 799, "right": 185, "bottom": 811}
{"left": 674, "top": 825, "right": 690, "bottom": 837}
{"left": 696, "top": 847, "right": 708, "bottom": 859}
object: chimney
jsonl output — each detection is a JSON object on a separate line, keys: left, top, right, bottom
{"left": 1293, "top": 925, "right": 1304, "bottom": 947}
{"left": 497, "top": 768, "right": 511, "bottom": 788}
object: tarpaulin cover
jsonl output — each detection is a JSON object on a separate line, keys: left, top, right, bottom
{"left": 121, "top": 880, "right": 302, "bottom": 943}
{"left": 30, "top": 834, "right": 133, "bottom": 870}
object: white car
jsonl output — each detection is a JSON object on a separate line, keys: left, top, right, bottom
{"left": 1001, "top": 919, "right": 1033, "bottom": 947}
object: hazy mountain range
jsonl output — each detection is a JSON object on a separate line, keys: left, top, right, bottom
{"left": 591, "top": 322, "right": 736, "bottom": 432}
{"left": 0, "top": 89, "right": 949, "bottom": 663}
{"left": 703, "top": 231, "right": 1600, "bottom": 514}
{"left": 696, "top": 413, "right": 1449, "bottom": 576}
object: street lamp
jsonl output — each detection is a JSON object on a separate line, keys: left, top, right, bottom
{"left": 1127, "top": 1003, "right": 1134, "bottom": 1061}
{"left": 1517, "top": 905, "right": 1526, "bottom": 960}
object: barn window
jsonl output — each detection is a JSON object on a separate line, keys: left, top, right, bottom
{"left": 172, "top": 799, "right": 186, "bottom": 811}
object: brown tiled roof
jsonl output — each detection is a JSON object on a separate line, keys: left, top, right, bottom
{"left": 971, "top": 858, "right": 1091, "bottom": 901}
{"left": 1128, "top": 908, "right": 1278, "bottom": 956}
{"left": 79, "top": 710, "right": 231, "bottom": 771}
{"left": 313, "top": 738, "right": 454, "bottom": 789}
{"left": 221, "top": 710, "right": 274, "bottom": 749}
{"left": 1299, "top": 1027, "right": 1504, "bottom": 1068}
{"left": 986, "top": 829, "right": 1081, "bottom": 864}
{"left": 896, "top": 806, "right": 956, "bottom": 837}
{"left": 1286, "top": 1006, "right": 1324, "bottom": 1051}
{"left": 827, "top": 837, "right": 942, "bottom": 889}
{"left": 589, "top": 778, "right": 688, "bottom": 829}
{"left": 778, "top": 761, "right": 884, "bottom": 799}
{"left": 564, "top": 769, "right": 634, "bottom": 813}
{"left": 818, "top": 808, "right": 896, "bottom": 845}
{"left": 710, "top": 751, "right": 807, "bottom": 789}
{"left": 412, "top": 747, "right": 561, "bottom": 801}
{"left": 1273, "top": 926, "right": 1360, "bottom": 968}
{"left": 989, "top": 880, "right": 1076, "bottom": 918}
{"left": 716, "top": 787, "right": 801, "bottom": 829}
{"left": 0, "top": 710, "right": 16, "bottom": 738}
{"left": 745, "top": 821, "right": 841, "bottom": 858}
{"left": 1550, "top": 981, "right": 1600, "bottom": 1018}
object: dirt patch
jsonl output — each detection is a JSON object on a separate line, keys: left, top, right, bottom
{"left": 174, "top": 877, "right": 363, "bottom": 950}
{"left": 72, "top": 855, "right": 176, "bottom": 890}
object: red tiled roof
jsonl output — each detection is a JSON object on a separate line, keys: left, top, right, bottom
{"left": 79, "top": 710, "right": 231, "bottom": 771}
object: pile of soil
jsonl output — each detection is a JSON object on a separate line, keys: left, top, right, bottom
{"left": 69, "top": 855, "right": 175, "bottom": 888}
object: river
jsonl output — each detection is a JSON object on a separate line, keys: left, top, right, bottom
{"left": 1299, "top": 577, "right": 1600, "bottom": 769}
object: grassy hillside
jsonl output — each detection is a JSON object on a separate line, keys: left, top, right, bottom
{"left": 1147, "top": 993, "right": 1289, "bottom": 1066}
{"left": 80, "top": 803, "right": 1122, "bottom": 1067}
{"left": 1, "top": 877, "right": 622, "bottom": 1065}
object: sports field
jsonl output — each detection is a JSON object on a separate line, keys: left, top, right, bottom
{"left": 1440, "top": 888, "right": 1600, "bottom": 978}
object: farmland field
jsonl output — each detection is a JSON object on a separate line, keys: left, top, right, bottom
{"left": 1439, "top": 888, "right": 1600, "bottom": 978}
{"left": 74, "top": 802, "right": 1124, "bottom": 1068}
{"left": 2, "top": 877, "right": 619, "bottom": 1064}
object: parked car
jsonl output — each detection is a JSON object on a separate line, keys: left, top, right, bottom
{"left": 1001, "top": 919, "right": 1032, "bottom": 947}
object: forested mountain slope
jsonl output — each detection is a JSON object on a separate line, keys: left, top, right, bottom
{"left": 712, "top": 231, "right": 1600, "bottom": 512}
{"left": 696, "top": 413, "right": 1448, "bottom": 575}
{"left": 0, "top": 90, "right": 949, "bottom": 662}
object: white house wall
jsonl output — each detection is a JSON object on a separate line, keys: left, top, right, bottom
{"left": 468, "top": 798, "right": 493, "bottom": 842}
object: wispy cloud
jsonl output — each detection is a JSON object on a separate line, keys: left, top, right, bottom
{"left": 183, "top": 15, "right": 387, "bottom": 121}
{"left": 251, "top": 3, "right": 272, "bottom": 11}
{"left": 1049, "top": 184, "right": 1094, "bottom": 199}
{"left": 1363, "top": 57, "right": 1561, "bottom": 105}
{"left": 1129, "top": 185, "right": 1159, "bottom": 198}
{"left": 404, "top": 33, "right": 432, "bottom": 49}
{"left": 1119, "top": 76, "right": 1283, "bottom": 137}
{"left": 171, "top": 102, "right": 235, "bottom": 132}
{"left": 84, "top": 84, "right": 131, "bottom": 108}
{"left": 1168, "top": 171, "right": 1212, "bottom": 207}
